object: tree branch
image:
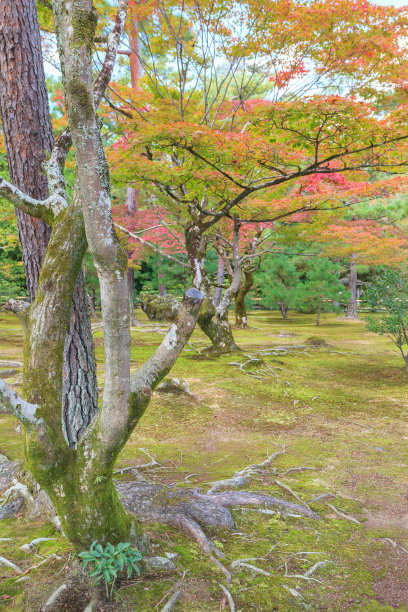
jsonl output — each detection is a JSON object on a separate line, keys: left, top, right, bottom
{"left": 93, "top": 0, "right": 130, "bottom": 106}
{"left": 114, "top": 222, "right": 189, "bottom": 269}
{"left": 2, "top": 300, "right": 30, "bottom": 324}
{"left": 0, "top": 380, "right": 42, "bottom": 430}
{"left": 0, "top": 176, "right": 66, "bottom": 224}
{"left": 131, "top": 287, "right": 204, "bottom": 391}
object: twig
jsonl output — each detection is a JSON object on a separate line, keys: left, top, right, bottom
{"left": 326, "top": 503, "right": 361, "bottom": 524}
{"left": 309, "top": 493, "right": 335, "bottom": 504}
{"left": 207, "top": 448, "right": 285, "bottom": 494}
{"left": 274, "top": 480, "right": 308, "bottom": 507}
{"left": 230, "top": 561, "right": 271, "bottom": 576}
{"left": 0, "top": 556, "right": 22, "bottom": 574}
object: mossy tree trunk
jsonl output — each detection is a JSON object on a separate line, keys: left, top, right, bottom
{"left": 197, "top": 294, "right": 239, "bottom": 352}
{"left": 235, "top": 267, "right": 254, "bottom": 328}
{"left": 192, "top": 220, "right": 241, "bottom": 353}
{"left": 0, "top": 0, "right": 203, "bottom": 549}
{"left": 0, "top": 0, "right": 97, "bottom": 447}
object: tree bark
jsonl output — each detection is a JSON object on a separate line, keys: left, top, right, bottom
{"left": 197, "top": 294, "right": 238, "bottom": 352}
{"left": 0, "top": 0, "right": 97, "bottom": 447}
{"left": 235, "top": 268, "right": 253, "bottom": 328}
{"left": 316, "top": 302, "right": 321, "bottom": 326}
{"left": 346, "top": 256, "right": 359, "bottom": 320}
{"left": 213, "top": 253, "right": 225, "bottom": 307}
{"left": 126, "top": 17, "right": 142, "bottom": 325}
{"left": 158, "top": 256, "right": 166, "bottom": 296}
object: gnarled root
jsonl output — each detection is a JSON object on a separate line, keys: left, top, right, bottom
{"left": 116, "top": 479, "right": 319, "bottom": 571}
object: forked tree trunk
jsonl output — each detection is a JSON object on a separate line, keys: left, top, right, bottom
{"left": 235, "top": 269, "right": 253, "bottom": 328}
{"left": 0, "top": 0, "right": 204, "bottom": 548}
{"left": 346, "top": 256, "right": 359, "bottom": 320}
{"left": 0, "top": 0, "right": 97, "bottom": 447}
{"left": 197, "top": 294, "right": 238, "bottom": 352}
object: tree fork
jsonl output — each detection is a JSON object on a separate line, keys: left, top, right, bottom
{"left": 0, "top": 0, "right": 97, "bottom": 446}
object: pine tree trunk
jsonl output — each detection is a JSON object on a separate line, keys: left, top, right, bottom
{"left": 346, "top": 257, "right": 359, "bottom": 320}
{"left": 0, "top": 0, "right": 97, "bottom": 446}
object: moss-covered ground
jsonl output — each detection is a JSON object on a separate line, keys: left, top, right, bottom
{"left": 0, "top": 309, "right": 408, "bottom": 610}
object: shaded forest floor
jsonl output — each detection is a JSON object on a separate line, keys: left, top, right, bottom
{"left": 0, "top": 309, "right": 408, "bottom": 610}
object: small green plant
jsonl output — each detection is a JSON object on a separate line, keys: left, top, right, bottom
{"left": 365, "top": 268, "right": 408, "bottom": 369}
{"left": 79, "top": 541, "right": 142, "bottom": 598}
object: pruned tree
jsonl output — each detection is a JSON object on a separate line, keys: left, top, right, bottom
{"left": 257, "top": 254, "right": 302, "bottom": 319}
{"left": 295, "top": 258, "right": 347, "bottom": 325}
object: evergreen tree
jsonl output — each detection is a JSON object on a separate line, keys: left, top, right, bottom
{"left": 257, "top": 255, "right": 301, "bottom": 319}
{"left": 295, "top": 259, "right": 347, "bottom": 325}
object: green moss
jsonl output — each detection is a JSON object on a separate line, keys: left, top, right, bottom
{"left": 71, "top": 8, "right": 98, "bottom": 54}
{"left": 66, "top": 77, "right": 94, "bottom": 124}
{"left": 3, "top": 310, "right": 408, "bottom": 609}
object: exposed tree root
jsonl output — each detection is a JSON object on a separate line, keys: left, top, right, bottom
{"left": 116, "top": 478, "right": 319, "bottom": 572}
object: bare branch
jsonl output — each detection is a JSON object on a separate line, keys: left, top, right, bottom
{"left": 2, "top": 300, "right": 30, "bottom": 323}
{"left": 0, "top": 176, "right": 66, "bottom": 223}
{"left": 114, "top": 222, "right": 189, "bottom": 269}
{"left": 0, "top": 379, "right": 42, "bottom": 430}
{"left": 93, "top": 0, "right": 130, "bottom": 106}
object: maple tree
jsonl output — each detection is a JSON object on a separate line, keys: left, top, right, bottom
{"left": 106, "top": 0, "right": 408, "bottom": 350}
{"left": 2, "top": 0, "right": 408, "bottom": 563}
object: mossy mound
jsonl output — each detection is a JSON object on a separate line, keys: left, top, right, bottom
{"left": 140, "top": 294, "right": 180, "bottom": 321}
{"left": 305, "top": 335, "right": 329, "bottom": 347}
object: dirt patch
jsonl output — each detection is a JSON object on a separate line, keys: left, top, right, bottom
{"left": 367, "top": 542, "right": 408, "bottom": 609}
{"left": 363, "top": 503, "right": 408, "bottom": 532}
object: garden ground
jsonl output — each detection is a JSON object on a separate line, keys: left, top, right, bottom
{"left": 0, "top": 309, "right": 407, "bottom": 611}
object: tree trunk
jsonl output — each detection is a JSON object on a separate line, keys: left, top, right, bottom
{"left": 280, "top": 304, "right": 288, "bottom": 319}
{"left": 316, "top": 303, "right": 321, "bottom": 326}
{"left": 197, "top": 295, "right": 238, "bottom": 353}
{"left": 126, "top": 20, "right": 142, "bottom": 325}
{"left": 213, "top": 253, "right": 225, "bottom": 307}
{"left": 235, "top": 269, "right": 253, "bottom": 328}
{"left": 0, "top": 0, "right": 97, "bottom": 447}
{"left": 346, "top": 257, "right": 359, "bottom": 320}
{"left": 127, "top": 266, "right": 136, "bottom": 325}
{"left": 158, "top": 256, "right": 166, "bottom": 296}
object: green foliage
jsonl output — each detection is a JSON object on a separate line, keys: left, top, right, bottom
{"left": 256, "top": 254, "right": 301, "bottom": 318}
{"left": 294, "top": 258, "right": 347, "bottom": 323}
{"left": 78, "top": 540, "right": 142, "bottom": 597}
{"left": 0, "top": 199, "right": 26, "bottom": 301}
{"left": 365, "top": 268, "right": 408, "bottom": 366}
{"left": 133, "top": 254, "right": 190, "bottom": 297}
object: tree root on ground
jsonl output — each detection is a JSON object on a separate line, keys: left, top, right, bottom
{"left": 116, "top": 479, "right": 319, "bottom": 581}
